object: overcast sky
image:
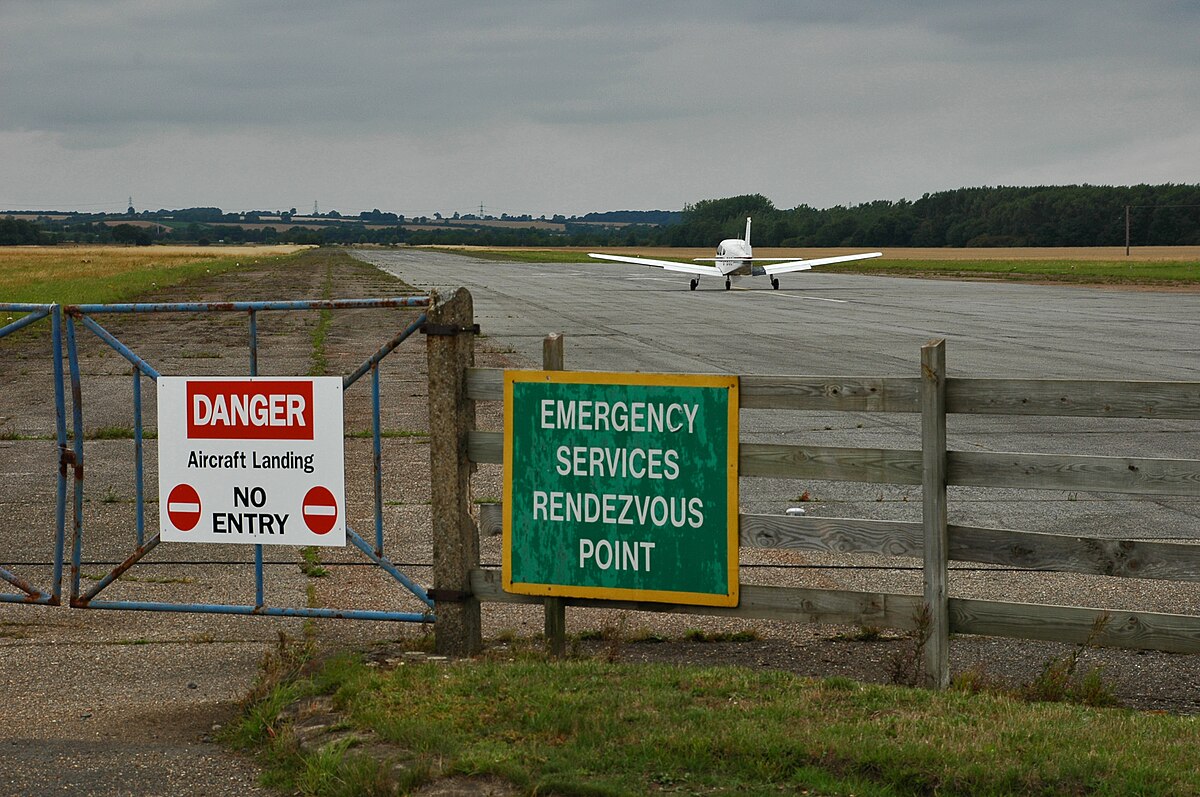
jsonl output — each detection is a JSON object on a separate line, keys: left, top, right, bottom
{"left": 2, "top": 1, "right": 1196, "bottom": 218}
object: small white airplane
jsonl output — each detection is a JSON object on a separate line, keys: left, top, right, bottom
{"left": 589, "top": 217, "right": 882, "bottom": 291}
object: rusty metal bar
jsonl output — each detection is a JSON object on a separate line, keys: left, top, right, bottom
{"left": 75, "top": 535, "right": 162, "bottom": 605}
{"left": 65, "top": 315, "right": 86, "bottom": 606}
{"left": 51, "top": 305, "right": 67, "bottom": 602}
{"left": 74, "top": 313, "right": 161, "bottom": 381}
{"left": 248, "top": 308, "right": 259, "bottom": 377}
{"left": 0, "top": 566, "right": 49, "bottom": 603}
{"left": 0, "top": 307, "right": 51, "bottom": 340}
{"left": 76, "top": 599, "right": 433, "bottom": 622}
{"left": 346, "top": 526, "right": 433, "bottom": 608}
{"left": 372, "top": 364, "right": 385, "bottom": 556}
{"left": 69, "top": 298, "right": 430, "bottom": 314}
{"left": 344, "top": 312, "right": 428, "bottom": 389}
{"left": 0, "top": 303, "right": 66, "bottom": 604}
{"left": 133, "top": 367, "right": 146, "bottom": 547}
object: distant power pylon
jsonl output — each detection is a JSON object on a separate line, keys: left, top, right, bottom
{"left": 313, "top": 201, "right": 319, "bottom": 216}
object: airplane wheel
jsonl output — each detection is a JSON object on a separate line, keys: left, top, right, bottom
{"left": 690, "top": 279, "right": 698, "bottom": 291}
{"left": 771, "top": 278, "right": 779, "bottom": 290}
{"left": 725, "top": 279, "right": 731, "bottom": 291}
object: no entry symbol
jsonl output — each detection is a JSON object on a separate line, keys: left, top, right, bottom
{"left": 167, "top": 483, "right": 202, "bottom": 531}
{"left": 302, "top": 486, "right": 338, "bottom": 534}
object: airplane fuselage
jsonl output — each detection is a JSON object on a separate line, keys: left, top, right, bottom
{"left": 715, "top": 238, "right": 753, "bottom": 276}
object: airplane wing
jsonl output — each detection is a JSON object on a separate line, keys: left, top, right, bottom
{"left": 588, "top": 253, "right": 723, "bottom": 278}
{"left": 762, "top": 251, "right": 883, "bottom": 276}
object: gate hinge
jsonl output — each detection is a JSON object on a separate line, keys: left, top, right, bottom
{"left": 420, "top": 323, "right": 480, "bottom": 337}
{"left": 59, "top": 446, "right": 77, "bottom": 475}
{"left": 426, "top": 588, "right": 472, "bottom": 603}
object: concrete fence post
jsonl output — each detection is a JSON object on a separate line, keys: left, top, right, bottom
{"left": 426, "top": 288, "right": 482, "bottom": 656}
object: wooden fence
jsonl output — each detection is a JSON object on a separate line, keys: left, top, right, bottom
{"left": 425, "top": 289, "right": 1200, "bottom": 686}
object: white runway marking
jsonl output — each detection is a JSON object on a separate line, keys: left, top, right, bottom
{"left": 735, "top": 288, "right": 847, "bottom": 304}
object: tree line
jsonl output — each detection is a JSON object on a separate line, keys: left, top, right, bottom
{"left": 3, "top": 184, "right": 1198, "bottom": 248}
{"left": 670, "top": 185, "right": 1200, "bottom": 248}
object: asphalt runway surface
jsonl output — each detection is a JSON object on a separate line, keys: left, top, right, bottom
{"left": 358, "top": 248, "right": 1200, "bottom": 549}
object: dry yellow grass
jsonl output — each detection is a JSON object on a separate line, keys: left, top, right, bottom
{"left": 0, "top": 245, "right": 305, "bottom": 291}
{"left": 0, "top": 245, "right": 309, "bottom": 304}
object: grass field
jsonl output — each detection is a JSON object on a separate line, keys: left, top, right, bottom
{"left": 437, "top": 245, "right": 1200, "bottom": 286}
{"left": 229, "top": 647, "right": 1200, "bottom": 796}
{"left": 0, "top": 245, "right": 309, "bottom": 305}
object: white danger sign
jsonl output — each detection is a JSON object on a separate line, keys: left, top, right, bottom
{"left": 157, "top": 376, "right": 346, "bottom": 546}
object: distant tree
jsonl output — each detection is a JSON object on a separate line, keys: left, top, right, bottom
{"left": 0, "top": 217, "right": 44, "bottom": 245}
{"left": 171, "top": 207, "right": 224, "bottom": 223}
{"left": 111, "top": 224, "right": 152, "bottom": 245}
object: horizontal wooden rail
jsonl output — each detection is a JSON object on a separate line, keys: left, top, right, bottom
{"left": 469, "top": 431, "right": 1200, "bottom": 496}
{"left": 468, "top": 430, "right": 924, "bottom": 484}
{"left": 471, "top": 570, "right": 1200, "bottom": 654}
{"left": 481, "top": 505, "right": 1200, "bottom": 583}
{"left": 950, "top": 598, "right": 1200, "bottom": 655}
{"left": 949, "top": 450, "right": 1200, "bottom": 496}
{"left": 468, "top": 367, "right": 1200, "bottom": 420}
{"left": 947, "top": 379, "right": 1200, "bottom": 419}
{"left": 470, "top": 569, "right": 923, "bottom": 629}
{"left": 467, "top": 368, "right": 922, "bottom": 412}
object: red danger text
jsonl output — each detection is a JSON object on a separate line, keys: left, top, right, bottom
{"left": 187, "top": 381, "right": 315, "bottom": 440}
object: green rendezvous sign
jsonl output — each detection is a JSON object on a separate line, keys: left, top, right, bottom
{"left": 503, "top": 370, "right": 739, "bottom": 607}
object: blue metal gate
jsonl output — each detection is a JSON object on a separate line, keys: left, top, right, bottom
{"left": 0, "top": 303, "right": 67, "bottom": 606}
{"left": 60, "top": 298, "right": 436, "bottom": 622}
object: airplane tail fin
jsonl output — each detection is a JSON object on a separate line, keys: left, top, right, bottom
{"left": 744, "top": 217, "right": 752, "bottom": 245}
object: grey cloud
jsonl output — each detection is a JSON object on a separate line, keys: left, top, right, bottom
{"left": 0, "top": 0, "right": 1195, "bottom": 214}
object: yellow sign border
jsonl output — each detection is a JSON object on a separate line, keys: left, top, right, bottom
{"left": 502, "top": 369, "right": 739, "bottom": 607}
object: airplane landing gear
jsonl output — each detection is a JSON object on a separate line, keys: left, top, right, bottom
{"left": 725, "top": 278, "right": 732, "bottom": 291}
{"left": 690, "top": 278, "right": 698, "bottom": 291}
{"left": 771, "top": 277, "right": 780, "bottom": 290}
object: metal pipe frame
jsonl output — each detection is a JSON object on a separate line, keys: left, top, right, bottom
{"left": 62, "top": 298, "right": 436, "bottom": 621}
{"left": 0, "top": 305, "right": 66, "bottom": 605}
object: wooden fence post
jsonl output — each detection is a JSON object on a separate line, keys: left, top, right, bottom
{"left": 921, "top": 338, "right": 950, "bottom": 688}
{"left": 427, "top": 288, "right": 482, "bottom": 657}
{"left": 542, "top": 333, "right": 567, "bottom": 657}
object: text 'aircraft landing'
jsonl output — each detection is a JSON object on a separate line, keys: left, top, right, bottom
{"left": 589, "top": 217, "right": 882, "bottom": 291}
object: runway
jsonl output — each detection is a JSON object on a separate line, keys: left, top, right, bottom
{"left": 355, "top": 248, "right": 1200, "bottom": 544}
{"left": 355, "top": 248, "right": 1200, "bottom": 381}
